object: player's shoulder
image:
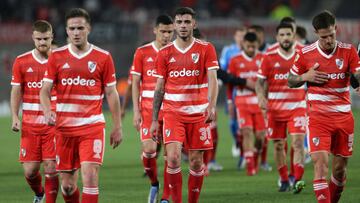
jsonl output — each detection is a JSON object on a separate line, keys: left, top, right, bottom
{"left": 92, "top": 45, "right": 110, "bottom": 56}
{"left": 337, "top": 41, "right": 353, "bottom": 50}
{"left": 137, "top": 42, "right": 153, "bottom": 50}
{"left": 194, "top": 38, "right": 214, "bottom": 48}
{"left": 266, "top": 42, "right": 279, "bottom": 51}
{"left": 300, "top": 41, "right": 317, "bottom": 54}
{"left": 159, "top": 42, "right": 174, "bottom": 52}
{"left": 16, "top": 50, "right": 32, "bottom": 60}
{"left": 264, "top": 49, "right": 278, "bottom": 57}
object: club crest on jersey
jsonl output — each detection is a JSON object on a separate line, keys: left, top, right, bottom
{"left": 312, "top": 137, "right": 320, "bottom": 146}
{"left": 191, "top": 53, "right": 199, "bottom": 63}
{"left": 142, "top": 128, "right": 148, "bottom": 136}
{"left": 165, "top": 129, "right": 171, "bottom": 137}
{"left": 88, "top": 61, "right": 97, "bottom": 73}
{"left": 20, "top": 148, "right": 26, "bottom": 157}
{"left": 335, "top": 58, "right": 344, "bottom": 69}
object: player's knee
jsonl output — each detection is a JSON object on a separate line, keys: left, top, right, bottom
{"left": 314, "top": 160, "right": 328, "bottom": 177}
{"left": 43, "top": 161, "right": 57, "bottom": 174}
{"left": 292, "top": 138, "right": 304, "bottom": 151}
{"left": 167, "top": 153, "right": 181, "bottom": 168}
{"left": 241, "top": 128, "right": 252, "bottom": 137}
{"left": 189, "top": 156, "right": 202, "bottom": 170}
{"left": 24, "top": 169, "right": 38, "bottom": 179}
{"left": 274, "top": 140, "right": 285, "bottom": 151}
{"left": 61, "top": 183, "right": 76, "bottom": 196}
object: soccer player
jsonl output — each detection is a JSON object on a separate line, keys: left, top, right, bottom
{"left": 288, "top": 10, "right": 360, "bottom": 203}
{"left": 247, "top": 25, "right": 270, "bottom": 53}
{"left": 228, "top": 32, "right": 266, "bottom": 176}
{"left": 219, "top": 27, "right": 246, "bottom": 158}
{"left": 131, "top": 14, "right": 174, "bottom": 203}
{"left": 150, "top": 7, "right": 219, "bottom": 203}
{"left": 11, "top": 20, "right": 59, "bottom": 203}
{"left": 256, "top": 22, "right": 306, "bottom": 193}
{"left": 40, "top": 8, "right": 123, "bottom": 203}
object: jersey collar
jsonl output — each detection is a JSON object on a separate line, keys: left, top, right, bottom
{"left": 316, "top": 40, "right": 337, "bottom": 59}
{"left": 173, "top": 37, "right": 195, "bottom": 54}
{"left": 31, "top": 49, "right": 48, "bottom": 64}
{"left": 277, "top": 48, "right": 295, "bottom": 61}
{"left": 68, "top": 43, "right": 93, "bottom": 59}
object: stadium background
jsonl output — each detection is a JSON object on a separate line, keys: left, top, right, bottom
{"left": 0, "top": 0, "right": 359, "bottom": 202}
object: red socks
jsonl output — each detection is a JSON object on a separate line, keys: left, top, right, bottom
{"left": 290, "top": 147, "right": 295, "bottom": 177}
{"left": 62, "top": 187, "right": 80, "bottom": 203}
{"left": 294, "top": 163, "right": 304, "bottom": 181}
{"left": 329, "top": 175, "right": 345, "bottom": 203}
{"left": 261, "top": 138, "right": 268, "bottom": 164}
{"left": 244, "top": 151, "right": 256, "bottom": 176}
{"left": 167, "top": 166, "right": 182, "bottom": 203}
{"left": 162, "top": 160, "right": 170, "bottom": 201}
{"left": 278, "top": 165, "right": 289, "bottom": 182}
{"left": 82, "top": 187, "right": 99, "bottom": 203}
{"left": 313, "top": 179, "right": 330, "bottom": 203}
{"left": 25, "top": 171, "right": 44, "bottom": 196}
{"left": 142, "top": 152, "right": 158, "bottom": 185}
{"left": 45, "top": 172, "right": 59, "bottom": 203}
{"left": 188, "top": 167, "right": 205, "bottom": 203}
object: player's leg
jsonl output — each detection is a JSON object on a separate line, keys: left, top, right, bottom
{"left": 23, "top": 162, "right": 44, "bottom": 201}
{"left": 311, "top": 152, "right": 330, "bottom": 203}
{"left": 241, "top": 127, "right": 256, "bottom": 176}
{"left": 42, "top": 130, "right": 59, "bottom": 203}
{"left": 56, "top": 135, "right": 80, "bottom": 203}
{"left": 142, "top": 139, "right": 160, "bottom": 203}
{"left": 268, "top": 118, "right": 289, "bottom": 191}
{"left": 19, "top": 132, "right": 45, "bottom": 201}
{"left": 81, "top": 163, "right": 100, "bottom": 203}
{"left": 79, "top": 128, "right": 105, "bottom": 203}
{"left": 207, "top": 123, "right": 223, "bottom": 172}
{"left": 290, "top": 133, "right": 305, "bottom": 193}
{"left": 166, "top": 142, "right": 183, "bottom": 203}
{"left": 43, "top": 160, "right": 59, "bottom": 203}
{"left": 188, "top": 150, "right": 205, "bottom": 203}
{"left": 253, "top": 112, "right": 266, "bottom": 172}
{"left": 329, "top": 115, "right": 354, "bottom": 203}
{"left": 60, "top": 171, "right": 80, "bottom": 203}
{"left": 329, "top": 156, "right": 348, "bottom": 203}
{"left": 161, "top": 146, "right": 170, "bottom": 202}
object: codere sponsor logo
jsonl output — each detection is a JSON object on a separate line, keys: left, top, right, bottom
{"left": 27, "top": 80, "right": 43, "bottom": 88}
{"left": 61, "top": 76, "right": 96, "bottom": 86}
{"left": 169, "top": 68, "right": 200, "bottom": 78}
{"left": 146, "top": 69, "right": 157, "bottom": 76}
{"left": 274, "top": 73, "right": 289, "bottom": 80}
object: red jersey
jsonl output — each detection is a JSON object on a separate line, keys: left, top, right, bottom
{"left": 131, "top": 42, "right": 160, "bottom": 116}
{"left": 266, "top": 41, "right": 304, "bottom": 53}
{"left": 43, "top": 44, "right": 117, "bottom": 136}
{"left": 11, "top": 50, "right": 56, "bottom": 134}
{"left": 227, "top": 52, "right": 263, "bottom": 113}
{"left": 156, "top": 39, "right": 219, "bottom": 122}
{"left": 291, "top": 41, "right": 360, "bottom": 117}
{"left": 258, "top": 48, "right": 306, "bottom": 120}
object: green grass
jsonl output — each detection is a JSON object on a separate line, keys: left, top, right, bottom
{"left": 0, "top": 108, "right": 360, "bottom": 203}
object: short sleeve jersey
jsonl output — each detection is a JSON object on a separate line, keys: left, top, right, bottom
{"left": 43, "top": 44, "right": 117, "bottom": 136}
{"left": 258, "top": 48, "right": 306, "bottom": 120}
{"left": 11, "top": 50, "right": 56, "bottom": 134}
{"left": 291, "top": 41, "right": 360, "bottom": 117}
{"left": 228, "top": 52, "right": 263, "bottom": 113}
{"left": 130, "top": 42, "right": 160, "bottom": 116}
{"left": 156, "top": 38, "right": 219, "bottom": 123}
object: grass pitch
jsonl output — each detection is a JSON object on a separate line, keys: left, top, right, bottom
{"left": 0, "top": 108, "right": 359, "bottom": 203}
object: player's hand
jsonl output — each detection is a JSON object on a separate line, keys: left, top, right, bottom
{"left": 11, "top": 117, "right": 20, "bottom": 132}
{"left": 150, "top": 120, "right": 160, "bottom": 143}
{"left": 44, "top": 111, "right": 56, "bottom": 126}
{"left": 110, "top": 127, "right": 123, "bottom": 149}
{"left": 133, "top": 110, "right": 142, "bottom": 131}
{"left": 204, "top": 105, "right": 216, "bottom": 123}
{"left": 302, "top": 63, "right": 329, "bottom": 84}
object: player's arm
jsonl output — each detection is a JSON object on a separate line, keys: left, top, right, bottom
{"left": 132, "top": 75, "right": 141, "bottom": 131}
{"left": 205, "top": 70, "right": 218, "bottom": 123}
{"left": 255, "top": 77, "right": 268, "bottom": 112}
{"left": 105, "top": 85, "right": 123, "bottom": 149}
{"left": 40, "top": 81, "right": 56, "bottom": 125}
{"left": 10, "top": 85, "right": 22, "bottom": 132}
{"left": 121, "top": 83, "right": 132, "bottom": 118}
{"left": 150, "top": 78, "right": 165, "bottom": 138}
